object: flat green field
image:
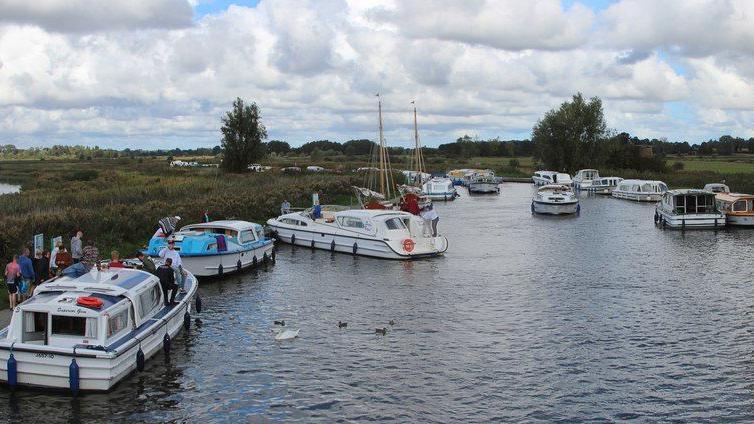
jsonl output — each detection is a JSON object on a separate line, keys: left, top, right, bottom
{"left": 669, "top": 155, "right": 754, "bottom": 173}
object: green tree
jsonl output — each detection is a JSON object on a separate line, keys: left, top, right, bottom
{"left": 220, "top": 98, "right": 267, "bottom": 172}
{"left": 266, "top": 140, "right": 291, "bottom": 155}
{"left": 532, "top": 93, "right": 607, "bottom": 172}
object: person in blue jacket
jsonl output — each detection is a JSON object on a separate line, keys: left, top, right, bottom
{"left": 18, "top": 247, "right": 35, "bottom": 299}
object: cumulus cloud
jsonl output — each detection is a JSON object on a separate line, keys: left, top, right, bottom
{"left": 0, "top": 0, "right": 193, "bottom": 33}
{"left": 366, "top": 0, "right": 595, "bottom": 51}
{"left": 0, "top": 0, "right": 753, "bottom": 148}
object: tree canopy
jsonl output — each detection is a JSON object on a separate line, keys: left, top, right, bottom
{"left": 532, "top": 93, "right": 607, "bottom": 172}
{"left": 220, "top": 98, "right": 267, "bottom": 172}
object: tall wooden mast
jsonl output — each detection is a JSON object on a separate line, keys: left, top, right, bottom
{"left": 377, "top": 93, "right": 386, "bottom": 196}
{"left": 412, "top": 101, "right": 425, "bottom": 184}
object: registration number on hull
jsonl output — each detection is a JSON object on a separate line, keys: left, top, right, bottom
{"left": 34, "top": 353, "right": 54, "bottom": 359}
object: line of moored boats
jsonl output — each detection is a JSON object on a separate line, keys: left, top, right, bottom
{"left": 530, "top": 168, "right": 754, "bottom": 229}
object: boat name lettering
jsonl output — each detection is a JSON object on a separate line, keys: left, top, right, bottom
{"left": 57, "top": 307, "right": 88, "bottom": 315}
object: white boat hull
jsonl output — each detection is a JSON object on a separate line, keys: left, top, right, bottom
{"left": 179, "top": 243, "right": 274, "bottom": 277}
{"left": 656, "top": 209, "right": 725, "bottom": 229}
{"left": 613, "top": 191, "right": 663, "bottom": 202}
{"left": 468, "top": 183, "right": 498, "bottom": 193}
{"left": 268, "top": 225, "right": 447, "bottom": 260}
{"left": 0, "top": 275, "right": 198, "bottom": 392}
{"left": 425, "top": 191, "right": 457, "bottom": 201}
{"left": 532, "top": 201, "right": 579, "bottom": 215}
{"left": 726, "top": 215, "right": 754, "bottom": 226}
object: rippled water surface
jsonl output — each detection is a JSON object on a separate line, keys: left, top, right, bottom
{"left": 4, "top": 183, "right": 754, "bottom": 422}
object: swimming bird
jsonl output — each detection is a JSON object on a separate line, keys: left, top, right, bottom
{"left": 375, "top": 327, "right": 387, "bottom": 335}
{"left": 274, "top": 320, "right": 285, "bottom": 326}
{"left": 338, "top": 321, "right": 347, "bottom": 329}
{"left": 388, "top": 320, "right": 395, "bottom": 326}
{"left": 274, "top": 328, "right": 300, "bottom": 341}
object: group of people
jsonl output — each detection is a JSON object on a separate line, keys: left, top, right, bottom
{"left": 2, "top": 217, "right": 188, "bottom": 310}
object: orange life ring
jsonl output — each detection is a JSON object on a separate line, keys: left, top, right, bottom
{"left": 77, "top": 296, "right": 104, "bottom": 309}
{"left": 402, "top": 238, "right": 415, "bottom": 253}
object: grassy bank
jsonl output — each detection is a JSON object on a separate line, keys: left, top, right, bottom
{"left": 0, "top": 159, "right": 360, "bottom": 261}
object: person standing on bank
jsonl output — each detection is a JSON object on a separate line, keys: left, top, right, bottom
{"left": 4, "top": 255, "right": 21, "bottom": 309}
{"left": 18, "top": 248, "right": 35, "bottom": 300}
{"left": 71, "top": 230, "right": 83, "bottom": 263}
{"left": 159, "top": 240, "right": 185, "bottom": 292}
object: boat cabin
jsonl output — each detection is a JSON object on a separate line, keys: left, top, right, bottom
{"left": 661, "top": 190, "right": 719, "bottom": 215}
{"left": 574, "top": 169, "right": 599, "bottom": 181}
{"left": 148, "top": 220, "right": 266, "bottom": 256}
{"left": 715, "top": 193, "right": 754, "bottom": 215}
{"left": 594, "top": 177, "right": 623, "bottom": 187}
{"left": 533, "top": 171, "right": 572, "bottom": 185}
{"left": 6, "top": 269, "right": 163, "bottom": 350}
{"left": 615, "top": 179, "right": 668, "bottom": 194}
{"left": 423, "top": 177, "right": 454, "bottom": 194}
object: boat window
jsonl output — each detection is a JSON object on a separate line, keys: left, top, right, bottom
{"left": 206, "top": 242, "right": 217, "bottom": 251}
{"left": 674, "top": 195, "right": 685, "bottom": 213}
{"left": 337, "top": 217, "right": 365, "bottom": 229}
{"left": 633, "top": 185, "right": 640, "bottom": 192}
{"left": 733, "top": 200, "right": 748, "bottom": 212}
{"left": 749, "top": 200, "right": 754, "bottom": 212}
{"left": 239, "top": 230, "right": 256, "bottom": 243}
{"left": 22, "top": 311, "right": 48, "bottom": 343}
{"left": 658, "top": 183, "right": 668, "bottom": 192}
{"left": 385, "top": 217, "right": 407, "bottom": 230}
{"left": 107, "top": 309, "right": 130, "bottom": 338}
{"left": 51, "top": 315, "right": 97, "bottom": 338}
{"left": 138, "top": 284, "right": 161, "bottom": 318}
{"left": 256, "top": 227, "right": 265, "bottom": 240}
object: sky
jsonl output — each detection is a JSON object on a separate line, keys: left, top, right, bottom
{"left": 2, "top": 0, "right": 754, "bottom": 149}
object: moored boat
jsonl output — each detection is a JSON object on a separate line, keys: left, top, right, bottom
{"left": 267, "top": 207, "right": 448, "bottom": 260}
{"left": 612, "top": 179, "right": 667, "bottom": 202}
{"left": 0, "top": 267, "right": 198, "bottom": 393}
{"left": 145, "top": 220, "right": 274, "bottom": 277}
{"left": 532, "top": 171, "right": 572, "bottom": 186}
{"left": 590, "top": 177, "right": 623, "bottom": 195}
{"left": 655, "top": 189, "right": 725, "bottom": 229}
{"left": 531, "top": 184, "right": 579, "bottom": 215}
{"left": 704, "top": 183, "right": 730, "bottom": 193}
{"left": 468, "top": 170, "right": 499, "bottom": 194}
{"left": 572, "top": 169, "right": 600, "bottom": 190}
{"left": 715, "top": 192, "right": 754, "bottom": 226}
{"left": 422, "top": 177, "right": 457, "bottom": 201}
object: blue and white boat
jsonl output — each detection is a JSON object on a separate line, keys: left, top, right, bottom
{"left": 145, "top": 220, "right": 274, "bottom": 277}
{"left": 0, "top": 267, "right": 199, "bottom": 392}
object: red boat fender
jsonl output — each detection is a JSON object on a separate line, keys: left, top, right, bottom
{"left": 77, "top": 296, "right": 103, "bottom": 309}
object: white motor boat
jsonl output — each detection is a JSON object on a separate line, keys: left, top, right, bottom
{"left": 267, "top": 207, "right": 448, "bottom": 260}
{"left": 468, "top": 170, "right": 499, "bottom": 194}
{"left": 422, "top": 177, "right": 457, "bottom": 201}
{"left": 0, "top": 267, "right": 199, "bottom": 393}
{"left": 572, "top": 169, "right": 600, "bottom": 190}
{"left": 703, "top": 183, "right": 730, "bottom": 193}
{"left": 531, "top": 184, "right": 580, "bottom": 215}
{"left": 145, "top": 220, "right": 274, "bottom": 277}
{"left": 590, "top": 177, "right": 623, "bottom": 195}
{"left": 655, "top": 189, "right": 725, "bottom": 229}
{"left": 612, "top": 179, "right": 668, "bottom": 202}
{"left": 532, "top": 171, "right": 572, "bottom": 186}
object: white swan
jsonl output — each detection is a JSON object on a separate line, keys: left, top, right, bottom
{"left": 274, "top": 328, "right": 300, "bottom": 341}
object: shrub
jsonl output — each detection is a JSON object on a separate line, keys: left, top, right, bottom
{"left": 672, "top": 161, "right": 685, "bottom": 171}
{"left": 508, "top": 159, "right": 520, "bottom": 168}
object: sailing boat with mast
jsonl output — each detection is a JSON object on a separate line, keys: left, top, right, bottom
{"left": 266, "top": 95, "right": 448, "bottom": 259}
{"left": 397, "top": 101, "right": 433, "bottom": 207}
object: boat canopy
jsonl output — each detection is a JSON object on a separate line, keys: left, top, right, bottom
{"left": 703, "top": 183, "right": 730, "bottom": 193}
{"left": 715, "top": 193, "right": 754, "bottom": 212}
{"left": 663, "top": 189, "right": 719, "bottom": 214}
{"left": 616, "top": 179, "right": 668, "bottom": 193}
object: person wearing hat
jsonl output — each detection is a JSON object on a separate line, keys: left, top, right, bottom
{"left": 159, "top": 240, "right": 185, "bottom": 292}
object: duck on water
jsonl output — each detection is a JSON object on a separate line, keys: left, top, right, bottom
{"left": 0, "top": 267, "right": 199, "bottom": 393}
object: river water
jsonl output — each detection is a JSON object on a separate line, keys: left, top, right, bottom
{"left": 3, "top": 182, "right": 754, "bottom": 422}
{"left": 0, "top": 183, "right": 20, "bottom": 195}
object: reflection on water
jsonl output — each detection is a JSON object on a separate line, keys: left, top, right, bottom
{"left": 2, "top": 183, "right": 754, "bottom": 422}
{"left": 0, "top": 182, "right": 20, "bottom": 195}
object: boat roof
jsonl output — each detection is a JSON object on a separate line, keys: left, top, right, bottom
{"left": 715, "top": 192, "right": 754, "bottom": 202}
{"left": 39, "top": 268, "right": 156, "bottom": 297}
{"left": 667, "top": 189, "right": 715, "bottom": 196}
{"left": 538, "top": 184, "right": 573, "bottom": 191}
{"left": 620, "top": 179, "right": 666, "bottom": 185}
{"left": 333, "top": 209, "right": 411, "bottom": 218}
{"left": 576, "top": 169, "right": 599, "bottom": 173}
{"left": 182, "top": 220, "right": 261, "bottom": 232}
{"left": 534, "top": 170, "right": 557, "bottom": 175}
